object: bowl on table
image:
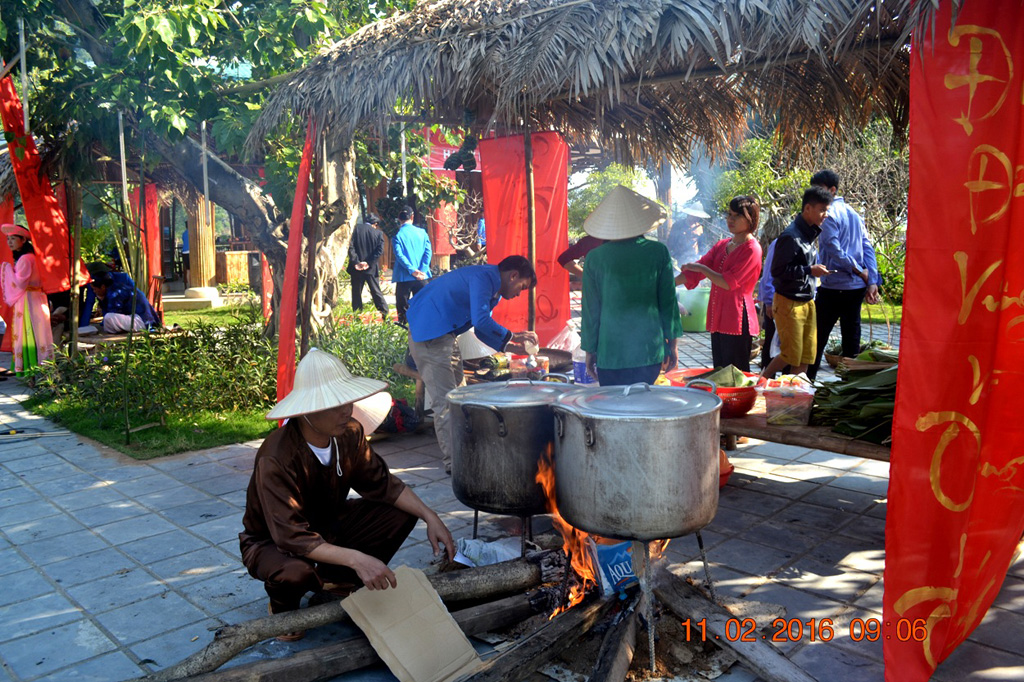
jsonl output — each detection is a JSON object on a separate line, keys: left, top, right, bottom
{"left": 664, "top": 368, "right": 763, "bottom": 418}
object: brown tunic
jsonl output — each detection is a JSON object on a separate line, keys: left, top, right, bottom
{"left": 239, "top": 418, "right": 407, "bottom": 560}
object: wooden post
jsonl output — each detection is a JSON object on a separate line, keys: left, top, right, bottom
{"left": 524, "top": 128, "right": 537, "bottom": 331}
{"left": 67, "top": 182, "right": 82, "bottom": 356}
{"left": 187, "top": 196, "right": 217, "bottom": 290}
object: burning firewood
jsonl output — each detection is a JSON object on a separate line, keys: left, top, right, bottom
{"left": 134, "top": 556, "right": 558, "bottom": 682}
{"left": 589, "top": 591, "right": 643, "bottom": 682}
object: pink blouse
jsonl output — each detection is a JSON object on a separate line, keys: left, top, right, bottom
{"left": 681, "top": 238, "right": 763, "bottom": 336}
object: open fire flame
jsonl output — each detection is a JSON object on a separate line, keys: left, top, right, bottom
{"left": 535, "top": 445, "right": 599, "bottom": 616}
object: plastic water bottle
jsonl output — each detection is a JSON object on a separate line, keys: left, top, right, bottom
{"left": 572, "top": 346, "right": 594, "bottom": 384}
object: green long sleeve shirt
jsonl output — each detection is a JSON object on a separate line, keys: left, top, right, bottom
{"left": 580, "top": 237, "right": 683, "bottom": 370}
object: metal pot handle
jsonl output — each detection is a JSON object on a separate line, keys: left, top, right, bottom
{"left": 460, "top": 404, "right": 507, "bottom": 437}
{"left": 622, "top": 382, "right": 653, "bottom": 396}
{"left": 685, "top": 378, "right": 717, "bottom": 393}
{"left": 584, "top": 418, "right": 595, "bottom": 448}
{"left": 554, "top": 411, "right": 564, "bottom": 438}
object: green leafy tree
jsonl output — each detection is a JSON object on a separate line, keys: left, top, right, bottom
{"left": 567, "top": 164, "right": 651, "bottom": 238}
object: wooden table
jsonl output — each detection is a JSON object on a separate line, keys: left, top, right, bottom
{"left": 720, "top": 395, "right": 890, "bottom": 462}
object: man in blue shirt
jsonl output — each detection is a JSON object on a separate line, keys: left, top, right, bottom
{"left": 807, "top": 170, "right": 882, "bottom": 380}
{"left": 88, "top": 269, "right": 160, "bottom": 332}
{"left": 406, "top": 255, "right": 540, "bottom": 473}
{"left": 391, "top": 206, "right": 432, "bottom": 325}
{"left": 758, "top": 238, "right": 778, "bottom": 370}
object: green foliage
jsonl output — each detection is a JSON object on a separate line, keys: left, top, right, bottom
{"left": 873, "top": 238, "right": 905, "bottom": 305}
{"left": 315, "top": 312, "right": 412, "bottom": 387}
{"left": 712, "top": 138, "right": 810, "bottom": 241}
{"left": 567, "top": 164, "right": 650, "bottom": 238}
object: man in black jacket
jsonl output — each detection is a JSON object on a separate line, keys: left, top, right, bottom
{"left": 347, "top": 215, "right": 389, "bottom": 321}
{"left": 762, "top": 187, "right": 833, "bottom": 378}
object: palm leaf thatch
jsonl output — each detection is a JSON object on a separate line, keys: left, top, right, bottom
{"left": 249, "top": 0, "right": 941, "bottom": 164}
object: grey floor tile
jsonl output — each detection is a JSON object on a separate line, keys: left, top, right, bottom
{"left": 402, "top": 480, "right": 457, "bottom": 508}
{"left": 736, "top": 474, "right": 822, "bottom": 500}
{"left": 744, "top": 442, "right": 813, "bottom": 460}
{"left": 93, "top": 513, "right": 179, "bottom": 545}
{"left": 991, "top": 575, "right": 1024, "bottom": 613}
{"left": 158, "top": 498, "right": 238, "bottom": 528}
{"left": 772, "top": 558, "right": 879, "bottom": 603}
{"left": 2, "top": 448, "right": 62, "bottom": 471}
{"left": 827, "top": 606, "right": 885, "bottom": 662}
{"left": 0, "top": 592, "right": 83, "bottom": 642}
{"left": 836, "top": 514, "right": 887, "bottom": 545}
{"left": 93, "top": 591, "right": 208, "bottom": 645}
{"left": 666, "top": 560, "right": 766, "bottom": 601}
{"left": 800, "top": 486, "right": 882, "bottom": 514}
{"left": 189, "top": 515, "right": 244, "bottom": 546}
{"left": 381, "top": 450, "right": 439, "bottom": 470}
{"left": 968, "top": 604, "right": 1024, "bottom": 655}
{"left": 795, "top": 450, "right": 865, "bottom": 471}
{"left": 766, "top": 462, "right": 840, "bottom": 484}
{"left": 181, "top": 569, "right": 263, "bottom": 615}
{"left": 65, "top": 568, "right": 165, "bottom": 614}
{"left": 0, "top": 620, "right": 117, "bottom": 679}
{"left": 805, "top": 539, "right": 885, "bottom": 575}
{"left": 0, "top": 568, "right": 56, "bottom": 606}
{"left": 829, "top": 471, "right": 890, "bottom": 497}
{"left": 26, "top": 473, "right": 103, "bottom": 499}
{"left": 191, "top": 472, "right": 251, "bottom": 496}
{"left": 789, "top": 640, "right": 884, "bottom": 682}
{"left": 718, "top": 486, "right": 794, "bottom": 515}
{"left": 706, "top": 505, "right": 767, "bottom": 536}
{"left": 0, "top": 498, "right": 62, "bottom": 526}
{"left": 739, "top": 519, "right": 831, "bottom": 555}
{"left": 33, "top": 650, "right": 145, "bottom": 682}
{"left": 4, "top": 511, "right": 85, "bottom": 545}
{"left": 51, "top": 486, "right": 128, "bottom": 512}
{"left": 135, "top": 484, "right": 214, "bottom": 511}
{"left": 130, "top": 619, "right": 219, "bottom": 671}
{"left": 14, "top": 461, "right": 87, "bottom": 485}
{"left": 729, "top": 455, "right": 789, "bottom": 475}
{"left": 851, "top": 459, "right": 890, "bottom": 478}
{"left": 18, "top": 528, "right": 109, "bottom": 566}
{"left": 932, "top": 639, "right": 1024, "bottom": 681}
{"left": 744, "top": 582, "right": 847, "bottom": 631}
{"left": 148, "top": 546, "right": 238, "bottom": 586}
{"left": 71, "top": 499, "right": 151, "bottom": 528}
{"left": 119, "top": 529, "right": 211, "bottom": 564}
{"left": 44, "top": 547, "right": 138, "bottom": 588}
{"left": 706, "top": 538, "right": 797, "bottom": 576}
{"left": 219, "top": 489, "right": 248, "bottom": 508}
{"left": 773, "top": 502, "right": 859, "bottom": 534}
{"left": 169, "top": 462, "right": 236, "bottom": 485}
{"left": 110, "top": 472, "right": 182, "bottom": 497}
{"left": 0, "top": 547, "right": 32, "bottom": 577}
{"left": 851, "top": 580, "right": 884, "bottom": 614}
{"left": 90, "top": 464, "right": 159, "bottom": 484}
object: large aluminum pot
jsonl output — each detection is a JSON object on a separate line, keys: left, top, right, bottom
{"left": 448, "top": 381, "right": 579, "bottom": 516}
{"left": 552, "top": 382, "right": 722, "bottom": 540}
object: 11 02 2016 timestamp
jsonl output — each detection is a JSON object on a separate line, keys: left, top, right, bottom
{"left": 681, "top": 617, "right": 929, "bottom": 643}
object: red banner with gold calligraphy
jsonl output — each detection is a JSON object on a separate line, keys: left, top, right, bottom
{"left": 0, "top": 197, "right": 13, "bottom": 352}
{"left": 886, "top": 3, "right": 1024, "bottom": 679}
{"left": 479, "top": 132, "right": 569, "bottom": 346}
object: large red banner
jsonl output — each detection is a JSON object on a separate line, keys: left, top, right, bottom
{"left": 0, "top": 197, "right": 13, "bottom": 352}
{"left": 0, "top": 77, "right": 81, "bottom": 295}
{"left": 479, "top": 132, "right": 569, "bottom": 346}
{"left": 886, "top": 3, "right": 1024, "bottom": 679}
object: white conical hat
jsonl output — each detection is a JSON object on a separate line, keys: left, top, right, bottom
{"left": 456, "top": 328, "right": 499, "bottom": 360}
{"left": 583, "top": 185, "right": 667, "bottom": 240}
{"left": 352, "top": 391, "right": 394, "bottom": 434}
{"left": 267, "top": 349, "right": 388, "bottom": 420}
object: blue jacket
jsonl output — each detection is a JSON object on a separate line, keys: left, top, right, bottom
{"left": 391, "top": 223, "right": 432, "bottom": 283}
{"left": 406, "top": 265, "right": 512, "bottom": 350}
{"left": 758, "top": 238, "right": 778, "bottom": 304}
{"left": 92, "top": 273, "right": 160, "bottom": 328}
{"left": 817, "top": 197, "right": 880, "bottom": 290}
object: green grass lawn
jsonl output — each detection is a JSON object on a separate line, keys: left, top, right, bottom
{"left": 862, "top": 303, "right": 903, "bottom": 325}
{"left": 23, "top": 397, "right": 275, "bottom": 460}
{"left": 163, "top": 302, "right": 258, "bottom": 329}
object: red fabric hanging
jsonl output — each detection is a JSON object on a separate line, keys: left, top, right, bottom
{"left": 129, "top": 184, "right": 163, "bottom": 316}
{"left": 260, "top": 254, "right": 273, "bottom": 321}
{"left": 886, "top": 3, "right": 1024, "bottom": 679}
{"left": 479, "top": 132, "right": 570, "bottom": 346}
{"left": 0, "top": 77, "right": 87, "bottom": 294}
{"left": 276, "top": 119, "right": 316, "bottom": 403}
{"left": 0, "top": 197, "right": 13, "bottom": 352}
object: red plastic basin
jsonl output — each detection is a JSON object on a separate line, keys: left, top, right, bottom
{"left": 665, "top": 368, "right": 763, "bottom": 419}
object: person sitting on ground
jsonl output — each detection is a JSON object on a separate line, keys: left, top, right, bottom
{"left": 406, "top": 255, "right": 539, "bottom": 474}
{"left": 1, "top": 224, "right": 54, "bottom": 376}
{"left": 240, "top": 349, "right": 455, "bottom": 640}
{"left": 89, "top": 270, "right": 160, "bottom": 333}
{"left": 761, "top": 187, "right": 833, "bottom": 379}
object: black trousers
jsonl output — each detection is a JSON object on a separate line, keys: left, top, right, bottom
{"left": 808, "top": 286, "right": 866, "bottom": 380}
{"left": 711, "top": 303, "right": 751, "bottom": 371}
{"left": 351, "top": 270, "right": 389, "bottom": 318}
{"left": 595, "top": 363, "right": 662, "bottom": 387}
{"left": 395, "top": 280, "right": 426, "bottom": 324}
{"left": 761, "top": 314, "right": 776, "bottom": 369}
{"left": 242, "top": 499, "right": 417, "bottom": 613}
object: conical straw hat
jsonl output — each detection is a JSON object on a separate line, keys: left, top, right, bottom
{"left": 583, "top": 185, "right": 667, "bottom": 240}
{"left": 267, "top": 348, "right": 387, "bottom": 420}
{"left": 457, "top": 328, "right": 499, "bottom": 360}
{"left": 352, "top": 390, "right": 394, "bottom": 435}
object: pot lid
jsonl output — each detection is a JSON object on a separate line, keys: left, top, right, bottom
{"left": 554, "top": 383, "right": 721, "bottom": 419}
{"left": 447, "top": 381, "right": 580, "bottom": 407}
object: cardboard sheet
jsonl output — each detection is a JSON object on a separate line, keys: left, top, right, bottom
{"left": 342, "top": 566, "right": 482, "bottom": 682}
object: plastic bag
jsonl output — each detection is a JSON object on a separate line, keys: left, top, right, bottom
{"left": 547, "top": 320, "right": 580, "bottom": 352}
{"left": 452, "top": 537, "right": 523, "bottom": 567}
{"left": 761, "top": 375, "right": 815, "bottom": 426}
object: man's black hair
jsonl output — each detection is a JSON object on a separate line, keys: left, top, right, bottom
{"left": 93, "top": 271, "right": 114, "bottom": 287}
{"left": 498, "top": 255, "right": 537, "bottom": 287}
{"left": 366, "top": 214, "right": 381, "bottom": 225}
{"left": 398, "top": 206, "right": 415, "bottom": 222}
{"left": 802, "top": 186, "right": 834, "bottom": 209}
{"left": 810, "top": 169, "right": 840, "bottom": 191}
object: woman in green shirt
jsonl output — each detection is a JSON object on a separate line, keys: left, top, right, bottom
{"left": 580, "top": 186, "right": 683, "bottom": 386}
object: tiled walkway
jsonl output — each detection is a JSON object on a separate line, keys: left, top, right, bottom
{"left": 0, "top": 327, "right": 1019, "bottom": 682}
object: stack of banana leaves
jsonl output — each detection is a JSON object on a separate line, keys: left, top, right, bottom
{"left": 811, "top": 361, "right": 897, "bottom": 445}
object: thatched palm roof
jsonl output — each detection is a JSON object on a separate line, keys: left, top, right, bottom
{"left": 249, "top": 0, "right": 934, "bottom": 165}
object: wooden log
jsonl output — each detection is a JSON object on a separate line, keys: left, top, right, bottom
{"left": 589, "top": 593, "right": 641, "bottom": 682}
{"left": 135, "top": 558, "right": 547, "bottom": 682}
{"left": 455, "top": 597, "right": 614, "bottom": 682}
{"left": 187, "top": 592, "right": 547, "bottom": 682}
{"left": 654, "top": 571, "right": 818, "bottom": 682}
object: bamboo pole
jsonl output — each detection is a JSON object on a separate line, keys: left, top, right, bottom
{"left": 18, "top": 19, "right": 28, "bottom": 133}
{"left": 69, "top": 183, "right": 82, "bottom": 356}
{"left": 299, "top": 130, "right": 322, "bottom": 359}
{"left": 523, "top": 128, "right": 536, "bottom": 331}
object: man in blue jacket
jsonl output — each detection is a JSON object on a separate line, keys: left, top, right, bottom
{"left": 406, "top": 255, "right": 540, "bottom": 473}
{"left": 806, "top": 170, "right": 882, "bottom": 380}
{"left": 391, "top": 207, "right": 432, "bottom": 325}
{"left": 88, "top": 269, "right": 160, "bottom": 332}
